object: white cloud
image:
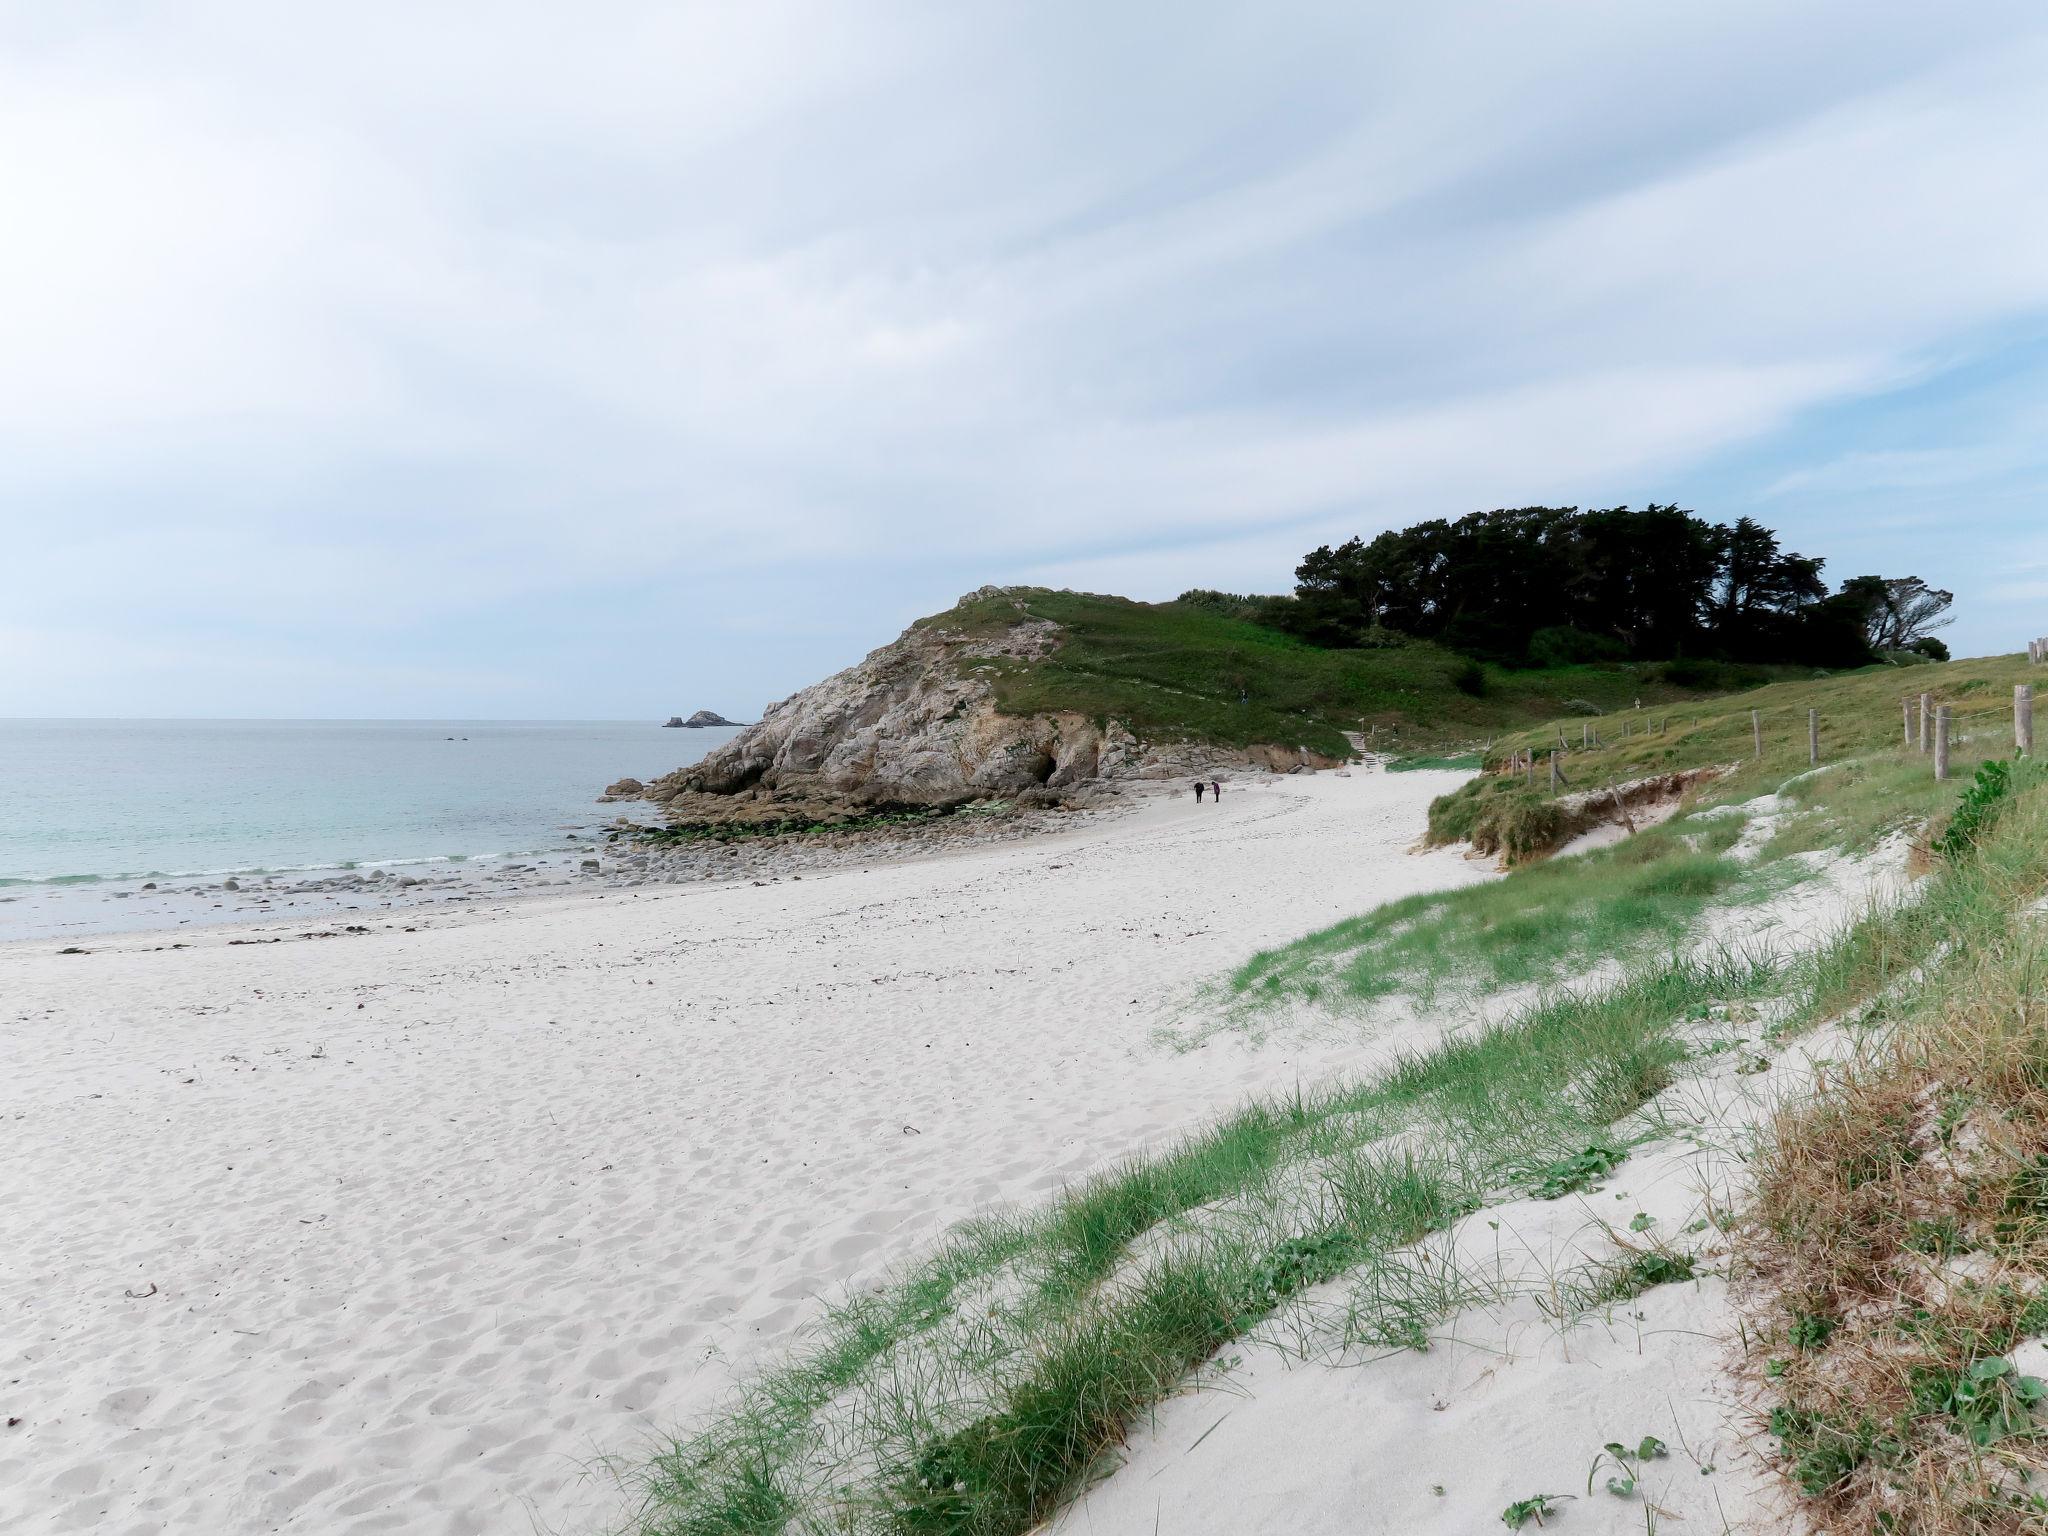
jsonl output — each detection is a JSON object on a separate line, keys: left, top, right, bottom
{"left": 0, "top": 0, "right": 2045, "bottom": 712}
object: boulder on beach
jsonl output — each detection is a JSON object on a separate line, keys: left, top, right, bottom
{"left": 599, "top": 777, "right": 646, "bottom": 802}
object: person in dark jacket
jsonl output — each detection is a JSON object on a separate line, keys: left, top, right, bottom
{"left": 1193, "top": 780, "right": 1206, "bottom": 803}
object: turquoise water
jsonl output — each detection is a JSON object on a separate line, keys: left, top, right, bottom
{"left": 0, "top": 719, "right": 735, "bottom": 884}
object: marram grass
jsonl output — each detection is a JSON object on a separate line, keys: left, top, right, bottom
{"left": 621, "top": 951, "right": 1784, "bottom": 1536}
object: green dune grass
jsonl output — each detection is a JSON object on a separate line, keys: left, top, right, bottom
{"left": 620, "top": 659, "right": 2048, "bottom": 1536}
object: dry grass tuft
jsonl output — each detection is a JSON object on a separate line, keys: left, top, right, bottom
{"left": 1736, "top": 775, "right": 2048, "bottom": 1533}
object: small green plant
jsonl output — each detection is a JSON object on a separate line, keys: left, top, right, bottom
{"left": 1526, "top": 1143, "right": 1628, "bottom": 1198}
{"left": 1577, "top": 1250, "right": 1699, "bottom": 1309}
{"left": 1997, "top": 1154, "right": 2048, "bottom": 1242}
{"left": 1787, "top": 1312, "right": 1836, "bottom": 1352}
{"left": 1935, "top": 758, "right": 2016, "bottom": 858}
{"left": 1912, "top": 1357, "right": 2048, "bottom": 1446}
{"left": 1239, "top": 1231, "right": 1361, "bottom": 1318}
{"left": 1902, "top": 1217, "right": 1962, "bottom": 1256}
{"left": 1768, "top": 1405, "right": 1885, "bottom": 1497}
{"left": 1502, "top": 1491, "right": 1571, "bottom": 1527}
{"left": 1588, "top": 1434, "right": 1669, "bottom": 1496}
{"left": 1933, "top": 1090, "right": 1978, "bottom": 1146}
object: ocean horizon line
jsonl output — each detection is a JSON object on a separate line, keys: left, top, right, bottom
{"left": 0, "top": 714, "right": 679, "bottom": 725}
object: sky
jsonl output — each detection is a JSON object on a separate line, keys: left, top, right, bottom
{"left": 1, "top": 1, "right": 2044, "bottom": 719}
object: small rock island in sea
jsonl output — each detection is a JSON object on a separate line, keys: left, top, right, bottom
{"left": 663, "top": 710, "right": 746, "bottom": 728}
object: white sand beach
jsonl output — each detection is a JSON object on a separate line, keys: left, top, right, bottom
{"left": 2, "top": 768, "right": 1494, "bottom": 1536}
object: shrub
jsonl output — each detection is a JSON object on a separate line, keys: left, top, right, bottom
{"left": 1352, "top": 624, "right": 1408, "bottom": 650}
{"left": 1935, "top": 759, "right": 2015, "bottom": 860}
{"left": 1173, "top": 589, "right": 1264, "bottom": 620}
{"left": 1453, "top": 659, "right": 1488, "bottom": 697}
{"left": 1909, "top": 636, "right": 1951, "bottom": 662}
{"left": 1527, "top": 626, "right": 1626, "bottom": 668}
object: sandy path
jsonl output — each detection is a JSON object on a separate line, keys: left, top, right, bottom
{"left": 0, "top": 769, "right": 1487, "bottom": 1536}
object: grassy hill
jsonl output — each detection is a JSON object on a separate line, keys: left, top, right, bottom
{"left": 1483, "top": 647, "right": 2034, "bottom": 788}
{"left": 924, "top": 586, "right": 1801, "bottom": 759}
{"left": 1421, "top": 648, "right": 2038, "bottom": 862}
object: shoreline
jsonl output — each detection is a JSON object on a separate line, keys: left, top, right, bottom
{"left": 0, "top": 796, "right": 1137, "bottom": 950}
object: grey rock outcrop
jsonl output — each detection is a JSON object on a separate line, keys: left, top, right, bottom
{"left": 634, "top": 587, "right": 1340, "bottom": 826}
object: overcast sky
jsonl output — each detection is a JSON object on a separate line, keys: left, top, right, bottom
{"left": 2, "top": 2, "right": 2044, "bottom": 718}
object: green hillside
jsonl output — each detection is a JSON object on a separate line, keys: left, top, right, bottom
{"left": 1482, "top": 647, "right": 2034, "bottom": 789}
{"left": 925, "top": 586, "right": 1799, "bottom": 759}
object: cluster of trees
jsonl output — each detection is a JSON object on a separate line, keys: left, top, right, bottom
{"left": 1189, "top": 506, "right": 1951, "bottom": 669}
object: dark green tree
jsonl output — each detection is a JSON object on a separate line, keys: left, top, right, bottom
{"left": 1285, "top": 504, "right": 1878, "bottom": 668}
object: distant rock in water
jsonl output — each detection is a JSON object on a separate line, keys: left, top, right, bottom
{"left": 599, "top": 777, "right": 646, "bottom": 803}
{"left": 627, "top": 585, "right": 1334, "bottom": 828}
{"left": 663, "top": 710, "right": 747, "bottom": 728}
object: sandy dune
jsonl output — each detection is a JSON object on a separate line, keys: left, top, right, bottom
{"left": 0, "top": 769, "right": 1489, "bottom": 1536}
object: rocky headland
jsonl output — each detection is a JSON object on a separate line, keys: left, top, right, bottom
{"left": 615, "top": 587, "right": 1340, "bottom": 830}
{"left": 664, "top": 710, "right": 746, "bottom": 728}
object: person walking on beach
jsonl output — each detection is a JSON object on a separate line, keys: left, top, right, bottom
{"left": 1210, "top": 779, "right": 1222, "bottom": 802}
{"left": 1193, "top": 780, "right": 1206, "bottom": 803}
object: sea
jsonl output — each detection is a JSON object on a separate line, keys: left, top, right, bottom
{"left": 0, "top": 719, "right": 740, "bottom": 937}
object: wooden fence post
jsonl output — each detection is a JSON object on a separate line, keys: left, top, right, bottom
{"left": 1582, "top": 722, "right": 1591, "bottom": 749}
{"left": 1935, "top": 705, "right": 1952, "bottom": 781}
{"left": 1809, "top": 708, "right": 1819, "bottom": 765}
{"left": 1751, "top": 709, "right": 1762, "bottom": 761}
{"left": 2019, "top": 684, "right": 2034, "bottom": 757}
{"left": 1525, "top": 752, "right": 1535, "bottom": 785}
{"left": 1919, "top": 693, "right": 1932, "bottom": 753}
{"left": 1902, "top": 697, "right": 1913, "bottom": 748}
{"left": 1549, "top": 751, "right": 1560, "bottom": 791}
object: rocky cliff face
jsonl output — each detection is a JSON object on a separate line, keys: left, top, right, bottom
{"left": 629, "top": 587, "right": 1334, "bottom": 824}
